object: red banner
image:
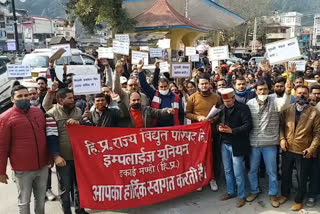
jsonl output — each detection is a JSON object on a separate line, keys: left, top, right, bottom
{"left": 67, "top": 122, "right": 213, "bottom": 210}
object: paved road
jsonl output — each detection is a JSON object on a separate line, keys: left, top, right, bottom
{"left": 1, "top": 165, "right": 319, "bottom": 214}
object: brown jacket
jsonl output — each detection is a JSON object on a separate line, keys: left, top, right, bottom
{"left": 186, "top": 91, "right": 221, "bottom": 123}
{"left": 280, "top": 104, "right": 320, "bottom": 154}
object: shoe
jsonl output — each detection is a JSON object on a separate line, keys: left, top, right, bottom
{"left": 210, "top": 179, "right": 218, "bottom": 191}
{"left": 246, "top": 193, "right": 258, "bottom": 202}
{"left": 196, "top": 187, "right": 203, "bottom": 192}
{"left": 270, "top": 195, "right": 280, "bottom": 208}
{"left": 291, "top": 203, "right": 302, "bottom": 211}
{"left": 236, "top": 198, "right": 246, "bottom": 208}
{"left": 278, "top": 195, "right": 288, "bottom": 204}
{"left": 46, "top": 189, "right": 56, "bottom": 201}
{"left": 220, "top": 193, "right": 236, "bottom": 201}
{"left": 306, "top": 197, "right": 316, "bottom": 207}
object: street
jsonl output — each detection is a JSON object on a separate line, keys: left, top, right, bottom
{"left": 1, "top": 165, "right": 319, "bottom": 214}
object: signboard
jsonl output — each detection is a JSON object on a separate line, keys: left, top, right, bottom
{"left": 51, "top": 44, "right": 72, "bottom": 57}
{"left": 113, "top": 40, "right": 130, "bottom": 56}
{"left": 157, "top": 39, "right": 171, "bottom": 49}
{"left": 97, "top": 47, "right": 114, "bottom": 59}
{"left": 7, "top": 42, "right": 16, "bottom": 51}
{"left": 208, "top": 46, "right": 229, "bottom": 61}
{"left": 115, "top": 34, "right": 130, "bottom": 43}
{"left": 150, "top": 48, "right": 163, "bottom": 58}
{"left": 7, "top": 65, "right": 31, "bottom": 78}
{"left": 191, "top": 54, "right": 200, "bottom": 62}
{"left": 73, "top": 74, "right": 101, "bottom": 95}
{"left": 266, "top": 37, "right": 301, "bottom": 65}
{"left": 171, "top": 62, "right": 191, "bottom": 78}
{"left": 288, "top": 60, "right": 306, "bottom": 71}
{"left": 159, "top": 61, "right": 170, "bottom": 73}
{"left": 67, "top": 122, "right": 212, "bottom": 210}
{"left": 131, "top": 51, "right": 149, "bottom": 65}
{"left": 185, "top": 47, "right": 196, "bottom": 56}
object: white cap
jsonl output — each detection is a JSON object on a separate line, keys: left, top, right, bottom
{"left": 120, "top": 76, "right": 128, "bottom": 84}
{"left": 220, "top": 88, "right": 235, "bottom": 100}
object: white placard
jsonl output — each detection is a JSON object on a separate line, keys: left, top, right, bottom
{"left": 7, "top": 42, "right": 16, "bottom": 51}
{"left": 113, "top": 40, "right": 130, "bottom": 56}
{"left": 7, "top": 64, "right": 31, "bottom": 78}
{"left": 171, "top": 63, "right": 191, "bottom": 78}
{"left": 266, "top": 37, "right": 301, "bottom": 65}
{"left": 150, "top": 48, "right": 163, "bottom": 58}
{"left": 72, "top": 74, "right": 101, "bottom": 95}
{"left": 208, "top": 46, "right": 229, "bottom": 61}
{"left": 157, "top": 39, "right": 171, "bottom": 49}
{"left": 115, "top": 34, "right": 130, "bottom": 43}
{"left": 288, "top": 60, "right": 306, "bottom": 71}
{"left": 191, "top": 54, "right": 200, "bottom": 62}
{"left": 159, "top": 61, "right": 170, "bottom": 73}
{"left": 97, "top": 47, "right": 114, "bottom": 59}
{"left": 185, "top": 47, "right": 196, "bottom": 56}
{"left": 51, "top": 44, "right": 72, "bottom": 57}
{"left": 140, "top": 46, "right": 149, "bottom": 51}
{"left": 131, "top": 51, "right": 149, "bottom": 65}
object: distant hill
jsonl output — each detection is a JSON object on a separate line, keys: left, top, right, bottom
{"left": 15, "top": 0, "right": 67, "bottom": 18}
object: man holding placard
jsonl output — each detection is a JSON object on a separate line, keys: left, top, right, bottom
{"left": 138, "top": 61, "right": 184, "bottom": 127}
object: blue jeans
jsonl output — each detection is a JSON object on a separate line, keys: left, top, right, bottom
{"left": 221, "top": 143, "right": 246, "bottom": 198}
{"left": 248, "top": 146, "right": 278, "bottom": 196}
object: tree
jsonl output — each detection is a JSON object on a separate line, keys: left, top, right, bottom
{"left": 66, "top": 0, "right": 136, "bottom": 34}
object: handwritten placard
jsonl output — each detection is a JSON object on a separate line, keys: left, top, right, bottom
{"left": 115, "top": 34, "right": 130, "bottom": 43}
{"left": 191, "top": 54, "right": 200, "bottom": 62}
{"left": 266, "top": 37, "right": 301, "bottom": 64}
{"left": 113, "top": 40, "right": 130, "bottom": 56}
{"left": 288, "top": 60, "right": 306, "bottom": 71}
{"left": 208, "top": 46, "right": 229, "bottom": 61}
{"left": 158, "top": 39, "right": 171, "bottom": 49}
{"left": 97, "top": 47, "right": 114, "bottom": 59}
{"left": 73, "top": 74, "right": 101, "bottom": 95}
{"left": 150, "top": 48, "right": 163, "bottom": 58}
{"left": 51, "top": 44, "right": 72, "bottom": 57}
{"left": 7, "top": 64, "right": 31, "bottom": 78}
{"left": 171, "top": 63, "right": 191, "bottom": 78}
{"left": 185, "top": 47, "right": 196, "bottom": 56}
{"left": 131, "top": 51, "right": 149, "bottom": 65}
{"left": 159, "top": 61, "right": 170, "bottom": 73}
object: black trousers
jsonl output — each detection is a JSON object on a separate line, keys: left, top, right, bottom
{"left": 47, "top": 168, "right": 52, "bottom": 190}
{"left": 213, "top": 135, "right": 222, "bottom": 182}
{"left": 281, "top": 151, "right": 312, "bottom": 203}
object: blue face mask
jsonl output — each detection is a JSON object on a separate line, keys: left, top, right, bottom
{"left": 235, "top": 90, "right": 247, "bottom": 97}
{"left": 16, "top": 99, "right": 31, "bottom": 111}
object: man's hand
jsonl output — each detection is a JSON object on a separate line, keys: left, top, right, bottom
{"left": 137, "top": 60, "right": 144, "bottom": 72}
{"left": 66, "top": 119, "right": 80, "bottom": 125}
{"left": 288, "top": 63, "right": 296, "bottom": 74}
{"left": 285, "top": 79, "right": 293, "bottom": 95}
{"left": 115, "top": 60, "right": 124, "bottom": 74}
{"left": 54, "top": 156, "right": 66, "bottom": 167}
{"left": 51, "top": 78, "right": 59, "bottom": 91}
{"left": 260, "top": 60, "right": 271, "bottom": 74}
{"left": 197, "top": 116, "right": 207, "bottom": 122}
{"left": 0, "top": 174, "right": 9, "bottom": 184}
{"left": 280, "top": 139, "right": 288, "bottom": 151}
{"left": 302, "top": 148, "right": 312, "bottom": 159}
{"left": 229, "top": 64, "right": 239, "bottom": 74}
{"left": 218, "top": 124, "right": 232, "bottom": 134}
{"left": 155, "top": 61, "right": 160, "bottom": 69}
{"left": 167, "top": 108, "right": 175, "bottom": 115}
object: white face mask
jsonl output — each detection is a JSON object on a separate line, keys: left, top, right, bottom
{"left": 159, "top": 89, "right": 169, "bottom": 96}
{"left": 257, "top": 95, "right": 268, "bottom": 102}
{"left": 296, "top": 104, "right": 307, "bottom": 112}
{"left": 30, "top": 98, "right": 39, "bottom": 106}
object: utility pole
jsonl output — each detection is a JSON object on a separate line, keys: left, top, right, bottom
{"left": 11, "top": 0, "right": 19, "bottom": 52}
{"left": 252, "top": 17, "right": 257, "bottom": 54}
{"left": 184, "top": 0, "right": 188, "bottom": 19}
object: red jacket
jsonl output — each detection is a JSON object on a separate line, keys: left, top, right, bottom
{"left": 0, "top": 106, "right": 49, "bottom": 175}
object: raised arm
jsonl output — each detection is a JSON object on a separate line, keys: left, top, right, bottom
{"left": 112, "top": 60, "right": 126, "bottom": 100}
{"left": 137, "top": 61, "right": 156, "bottom": 99}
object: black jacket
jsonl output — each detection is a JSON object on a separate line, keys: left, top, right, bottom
{"left": 88, "top": 108, "right": 120, "bottom": 127}
{"left": 217, "top": 101, "right": 252, "bottom": 156}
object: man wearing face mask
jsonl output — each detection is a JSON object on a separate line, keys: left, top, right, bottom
{"left": 28, "top": 87, "right": 41, "bottom": 109}
{"left": 119, "top": 91, "right": 175, "bottom": 128}
{"left": 138, "top": 61, "right": 184, "bottom": 127}
{"left": 279, "top": 85, "right": 320, "bottom": 211}
{"left": 0, "top": 85, "right": 50, "bottom": 214}
{"left": 233, "top": 76, "right": 256, "bottom": 103}
{"left": 46, "top": 88, "right": 88, "bottom": 214}
{"left": 246, "top": 80, "right": 292, "bottom": 208}
{"left": 186, "top": 74, "right": 221, "bottom": 191}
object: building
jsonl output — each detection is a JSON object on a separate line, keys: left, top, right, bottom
{"left": 280, "top": 12, "right": 303, "bottom": 38}
{"left": 52, "top": 18, "right": 76, "bottom": 38}
{"left": 312, "top": 14, "right": 320, "bottom": 47}
{"left": 261, "top": 14, "right": 291, "bottom": 43}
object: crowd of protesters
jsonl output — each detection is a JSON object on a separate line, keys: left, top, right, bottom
{"left": 0, "top": 51, "right": 320, "bottom": 213}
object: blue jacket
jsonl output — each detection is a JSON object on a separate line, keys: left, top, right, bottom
{"left": 139, "top": 72, "right": 184, "bottom": 127}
